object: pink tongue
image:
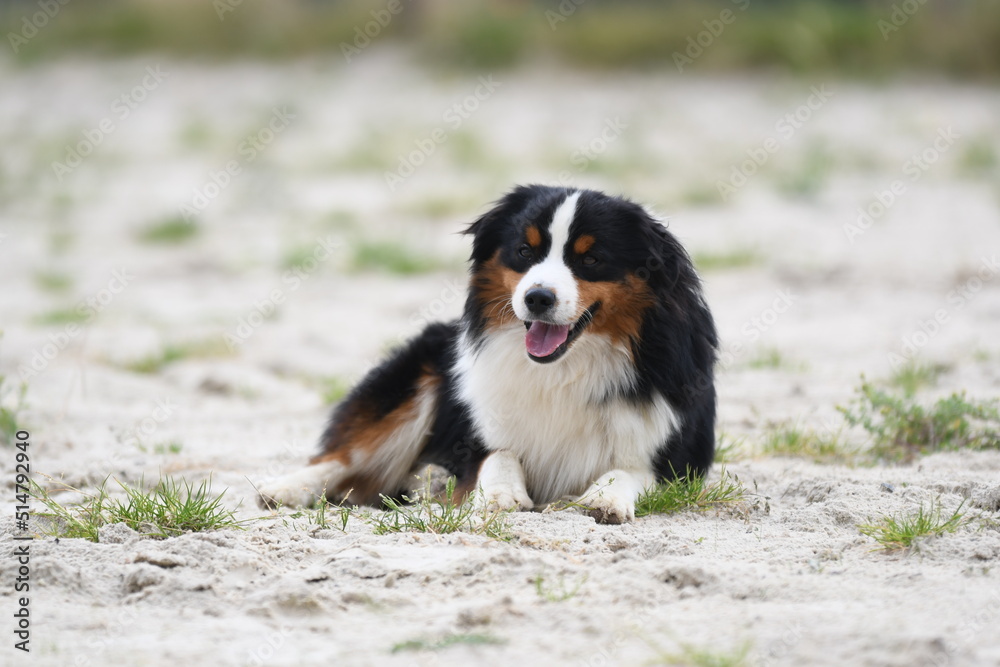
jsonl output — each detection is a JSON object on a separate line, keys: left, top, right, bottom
{"left": 525, "top": 321, "right": 571, "bottom": 357}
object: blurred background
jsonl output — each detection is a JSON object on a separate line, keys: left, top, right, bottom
{"left": 1, "top": 0, "right": 999, "bottom": 468}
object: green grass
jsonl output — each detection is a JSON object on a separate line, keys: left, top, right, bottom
{"left": 774, "top": 142, "right": 834, "bottom": 199}
{"left": 760, "top": 425, "right": 851, "bottom": 462}
{"left": 692, "top": 249, "right": 762, "bottom": 272}
{"left": 533, "top": 572, "right": 587, "bottom": 602}
{"left": 0, "top": 366, "right": 27, "bottom": 448}
{"left": 888, "top": 361, "right": 949, "bottom": 397}
{"left": 713, "top": 432, "right": 746, "bottom": 464}
{"left": 747, "top": 347, "right": 788, "bottom": 370}
{"left": 319, "top": 376, "right": 352, "bottom": 404}
{"left": 140, "top": 441, "right": 184, "bottom": 455}
{"left": 958, "top": 140, "right": 998, "bottom": 176}
{"left": 839, "top": 381, "right": 1000, "bottom": 461}
{"left": 350, "top": 240, "right": 445, "bottom": 275}
{"left": 123, "top": 339, "right": 233, "bottom": 374}
{"left": 32, "top": 475, "right": 243, "bottom": 542}
{"left": 368, "top": 477, "right": 514, "bottom": 541}
{"left": 391, "top": 633, "right": 506, "bottom": 654}
{"left": 858, "top": 500, "right": 969, "bottom": 551}
{"left": 137, "top": 217, "right": 199, "bottom": 245}
{"left": 33, "top": 270, "right": 74, "bottom": 293}
{"left": 5, "top": 0, "right": 1000, "bottom": 78}
{"left": 280, "top": 244, "right": 327, "bottom": 272}
{"left": 635, "top": 469, "right": 747, "bottom": 517}
{"left": 32, "top": 307, "right": 88, "bottom": 326}
{"left": 284, "top": 501, "right": 352, "bottom": 532}
{"left": 649, "top": 641, "right": 752, "bottom": 667}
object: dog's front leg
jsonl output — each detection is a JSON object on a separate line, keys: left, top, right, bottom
{"left": 577, "top": 468, "right": 656, "bottom": 524}
{"left": 476, "top": 450, "right": 533, "bottom": 512}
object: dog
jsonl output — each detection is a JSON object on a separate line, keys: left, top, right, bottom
{"left": 258, "top": 185, "right": 718, "bottom": 524}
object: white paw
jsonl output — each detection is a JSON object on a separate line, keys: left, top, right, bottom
{"left": 257, "top": 481, "right": 320, "bottom": 509}
{"left": 256, "top": 474, "right": 325, "bottom": 509}
{"left": 257, "top": 460, "right": 345, "bottom": 509}
{"left": 585, "top": 493, "right": 635, "bottom": 524}
{"left": 477, "top": 484, "right": 533, "bottom": 513}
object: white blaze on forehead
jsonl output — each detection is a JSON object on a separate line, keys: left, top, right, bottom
{"left": 513, "top": 191, "right": 582, "bottom": 324}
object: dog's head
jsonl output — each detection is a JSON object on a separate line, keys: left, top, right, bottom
{"left": 463, "top": 185, "right": 703, "bottom": 364}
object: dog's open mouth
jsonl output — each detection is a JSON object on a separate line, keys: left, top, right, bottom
{"left": 524, "top": 302, "right": 601, "bottom": 364}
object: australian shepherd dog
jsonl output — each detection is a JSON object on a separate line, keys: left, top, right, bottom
{"left": 258, "top": 185, "right": 718, "bottom": 524}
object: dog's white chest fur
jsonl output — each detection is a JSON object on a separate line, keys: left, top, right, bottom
{"left": 455, "top": 326, "right": 679, "bottom": 504}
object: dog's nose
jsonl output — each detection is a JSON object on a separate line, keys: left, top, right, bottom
{"left": 524, "top": 287, "right": 556, "bottom": 315}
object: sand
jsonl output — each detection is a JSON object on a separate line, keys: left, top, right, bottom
{"left": 1, "top": 52, "right": 1000, "bottom": 666}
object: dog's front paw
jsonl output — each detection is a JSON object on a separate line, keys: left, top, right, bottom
{"left": 586, "top": 494, "right": 635, "bottom": 524}
{"left": 256, "top": 478, "right": 322, "bottom": 510}
{"left": 478, "top": 484, "right": 533, "bottom": 513}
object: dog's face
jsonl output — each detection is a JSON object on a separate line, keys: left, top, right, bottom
{"left": 465, "top": 185, "right": 688, "bottom": 364}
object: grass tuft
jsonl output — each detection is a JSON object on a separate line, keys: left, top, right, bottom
{"left": 32, "top": 307, "right": 89, "bottom": 326}
{"left": 123, "top": 339, "right": 233, "bottom": 374}
{"left": 888, "top": 360, "right": 949, "bottom": 397}
{"left": 635, "top": 469, "right": 748, "bottom": 517}
{"left": 391, "top": 633, "right": 506, "bottom": 654}
{"left": 137, "top": 217, "right": 199, "bottom": 245}
{"left": 746, "top": 347, "right": 800, "bottom": 371}
{"left": 858, "top": 500, "right": 969, "bottom": 551}
{"left": 32, "top": 475, "right": 244, "bottom": 542}
{"left": 692, "top": 249, "right": 762, "bottom": 272}
{"left": 33, "top": 270, "right": 74, "bottom": 293}
{"left": 533, "top": 572, "right": 587, "bottom": 602}
{"left": 760, "top": 424, "right": 851, "bottom": 462}
{"left": 649, "top": 640, "right": 752, "bottom": 667}
{"left": 285, "top": 501, "right": 352, "bottom": 532}
{"left": 0, "top": 334, "right": 28, "bottom": 447}
{"left": 368, "top": 477, "right": 513, "bottom": 541}
{"left": 839, "top": 381, "right": 1000, "bottom": 461}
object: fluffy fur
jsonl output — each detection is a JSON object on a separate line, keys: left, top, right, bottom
{"left": 258, "top": 185, "right": 718, "bottom": 524}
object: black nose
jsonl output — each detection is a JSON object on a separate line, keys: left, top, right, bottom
{"left": 524, "top": 288, "right": 556, "bottom": 315}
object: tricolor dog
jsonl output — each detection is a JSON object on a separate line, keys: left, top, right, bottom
{"left": 258, "top": 185, "right": 718, "bottom": 524}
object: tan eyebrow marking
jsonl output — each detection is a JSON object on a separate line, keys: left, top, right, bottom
{"left": 525, "top": 226, "right": 542, "bottom": 248}
{"left": 574, "top": 234, "right": 596, "bottom": 254}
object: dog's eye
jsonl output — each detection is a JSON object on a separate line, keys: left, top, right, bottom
{"left": 518, "top": 245, "right": 533, "bottom": 259}
{"left": 582, "top": 255, "right": 599, "bottom": 266}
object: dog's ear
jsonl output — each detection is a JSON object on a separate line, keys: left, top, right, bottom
{"left": 464, "top": 201, "right": 507, "bottom": 265}
{"left": 464, "top": 185, "right": 544, "bottom": 265}
{"left": 638, "top": 212, "right": 696, "bottom": 293}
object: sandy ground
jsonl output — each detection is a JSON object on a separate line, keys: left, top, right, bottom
{"left": 1, "top": 52, "right": 1000, "bottom": 666}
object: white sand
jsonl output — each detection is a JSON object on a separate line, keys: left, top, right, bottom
{"left": 1, "top": 53, "right": 1000, "bottom": 665}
